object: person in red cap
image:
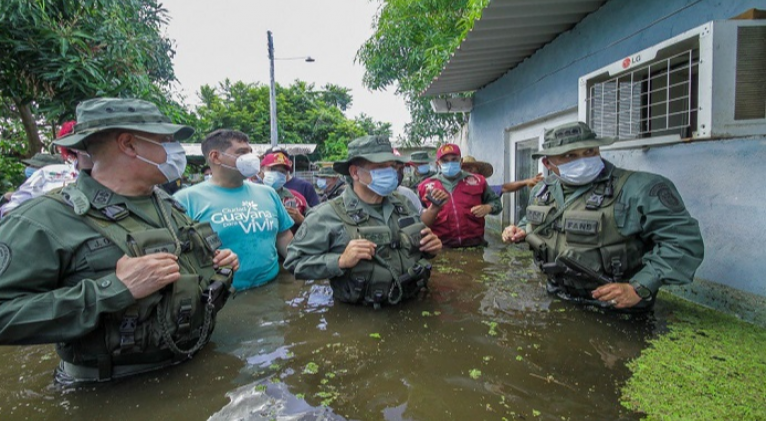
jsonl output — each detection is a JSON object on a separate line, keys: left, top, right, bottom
{"left": 259, "top": 151, "right": 308, "bottom": 231}
{"left": 419, "top": 143, "right": 502, "bottom": 248}
{"left": 1, "top": 121, "right": 93, "bottom": 217}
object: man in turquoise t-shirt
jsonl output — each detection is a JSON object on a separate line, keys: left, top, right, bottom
{"left": 174, "top": 130, "right": 293, "bottom": 291}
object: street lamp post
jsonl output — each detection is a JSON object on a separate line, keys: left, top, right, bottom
{"left": 268, "top": 31, "right": 278, "bottom": 147}
{"left": 267, "top": 30, "right": 315, "bottom": 148}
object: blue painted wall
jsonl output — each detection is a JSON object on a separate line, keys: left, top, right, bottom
{"left": 469, "top": 0, "right": 766, "bottom": 297}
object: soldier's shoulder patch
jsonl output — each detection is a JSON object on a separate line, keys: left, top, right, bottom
{"left": 649, "top": 182, "right": 685, "bottom": 212}
{"left": 0, "top": 243, "right": 11, "bottom": 277}
{"left": 295, "top": 223, "right": 308, "bottom": 241}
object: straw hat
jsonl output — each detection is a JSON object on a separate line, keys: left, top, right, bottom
{"left": 461, "top": 156, "right": 493, "bottom": 178}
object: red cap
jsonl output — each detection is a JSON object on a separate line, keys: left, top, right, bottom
{"left": 436, "top": 143, "right": 461, "bottom": 160}
{"left": 261, "top": 152, "right": 292, "bottom": 170}
{"left": 57, "top": 121, "right": 77, "bottom": 161}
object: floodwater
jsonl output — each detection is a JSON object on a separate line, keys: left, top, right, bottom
{"left": 0, "top": 237, "right": 670, "bottom": 421}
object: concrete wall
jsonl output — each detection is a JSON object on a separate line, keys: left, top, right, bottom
{"left": 466, "top": 0, "right": 766, "bottom": 318}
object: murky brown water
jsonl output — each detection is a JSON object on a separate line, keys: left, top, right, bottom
{"left": 0, "top": 238, "right": 668, "bottom": 420}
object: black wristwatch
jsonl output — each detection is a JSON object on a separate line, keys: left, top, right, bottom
{"left": 630, "top": 282, "right": 653, "bottom": 301}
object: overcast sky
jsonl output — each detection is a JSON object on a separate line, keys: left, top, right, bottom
{"left": 161, "top": 0, "right": 411, "bottom": 138}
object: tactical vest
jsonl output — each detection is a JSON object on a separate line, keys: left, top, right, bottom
{"left": 525, "top": 168, "right": 645, "bottom": 297}
{"left": 328, "top": 193, "right": 431, "bottom": 308}
{"left": 46, "top": 184, "right": 233, "bottom": 381}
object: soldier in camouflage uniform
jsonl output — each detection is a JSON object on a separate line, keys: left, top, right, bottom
{"left": 503, "top": 122, "right": 704, "bottom": 311}
{"left": 285, "top": 136, "right": 442, "bottom": 308}
{"left": 403, "top": 151, "right": 437, "bottom": 190}
{"left": 316, "top": 166, "right": 346, "bottom": 203}
{"left": 0, "top": 98, "right": 239, "bottom": 383}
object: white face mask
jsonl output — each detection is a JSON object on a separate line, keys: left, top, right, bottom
{"left": 221, "top": 152, "right": 261, "bottom": 177}
{"left": 134, "top": 135, "right": 187, "bottom": 182}
{"left": 552, "top": 156, "right": 604, "bottom": 185}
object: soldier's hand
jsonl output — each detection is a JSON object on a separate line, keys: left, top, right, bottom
{"left": 213, "top": 249, "right": 240, "bottom": 272}
{"left": 286, "top": 207, "right": 304, "bottom": 225}
{"left": 338, "top": 239, "right": 376, "bottom": 269}
{"left": 116, "top": 253, "right": 180, "bottom": 299}
{"left": 427, "top": 188, "right": 449, "bottom": 208}
{"left": 502, "top": 225, "right": 526, "bottom": 243}
{"left": 591, "top": 283, "right": 641, "bottom": 309}
{"left": 471, "top": 204, "right": 492, "bottom": 218}
{"left": 527, "top": 173, "right": 544, "bottom": 188}
{"left": 419, "top": 227, "right": 442, "bottom": 254}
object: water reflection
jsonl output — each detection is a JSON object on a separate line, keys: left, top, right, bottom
{"left": 0, "top": 241, "right": 664, "bottom": 421}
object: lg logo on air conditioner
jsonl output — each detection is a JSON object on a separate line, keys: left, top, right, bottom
{"left": 622, "top": 55, "right": 641, "bottom": 69}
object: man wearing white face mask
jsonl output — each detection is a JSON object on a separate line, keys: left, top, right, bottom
{"left": 258, "top": 151, "right": 308, "bottom": 231}
{"left": 502, "top": 122, "right": 704, "bottom": 312}
{"left": 0, "top": 98, "right": 239, "bottom": 383}
{"left": 174, "top": 129, "right": 294, "bottom": 291}
{"left": 285, "top": 135, "right": 442, "bottom": 308}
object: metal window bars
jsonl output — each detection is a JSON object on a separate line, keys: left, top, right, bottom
{"left": 587, "top": 49, "right": 699, "bottom": 140}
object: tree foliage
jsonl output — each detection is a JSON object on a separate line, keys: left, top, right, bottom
{"left": 194, "top": 79, "right": 391, "bottom": 161}
{"left": 356, "top": 0, "right": 489, "bottom": 144}
{"left": 0, "top": 0, "right": 179, "bottom": 156}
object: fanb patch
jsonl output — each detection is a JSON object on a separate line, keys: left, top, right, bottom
{"left": 0, "top": 243, "right": 11, "bottom": 276}
{"left": 565, "top": 219, "right": 599, "bottom": 234}
{"left": 649, "top": 182, "right": 685, "bottom": 212}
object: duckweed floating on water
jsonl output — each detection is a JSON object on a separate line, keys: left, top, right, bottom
{"left": 303, "top": 362, "right": 319, "bottom": 375}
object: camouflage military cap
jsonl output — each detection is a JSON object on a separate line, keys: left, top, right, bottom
{"left": 531, "top": 122, "right": 614, "bottom": 159}
{"left": 316, "top": 166, "right": 340, "bottom": 178}
{"left": 54, "top": 98, "right": 195, "bottom": 150}
{"left": 21, "top": 153, "right": 65, "bottom": 168}
{"left": 408, "top": 151, "right": 432, "bottom": 164}
{"left": 333, "top": 135, "right": 405, "bottom": 175}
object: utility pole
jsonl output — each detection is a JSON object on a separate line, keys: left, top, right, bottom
{"left": 268, "top": 30, "right": 278, "bottom": 147}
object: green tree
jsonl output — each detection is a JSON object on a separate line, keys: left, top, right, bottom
{"left": 356, "top": 0, "right": 488, "bottom": 144}
{"left": 194, "top": 79, "right": 389, "bottom": 161}
{"left": 0, "top": 0, "right": 178, "bottom": 157}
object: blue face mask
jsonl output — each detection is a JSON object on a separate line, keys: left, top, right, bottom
{"left": 316, "top": 178, "right": 327, "bottom": 190}
{"left": 358, "top": 166, "right": 398, "bottom": 197}
{"left": 24, "top": 167, "right": 37, "bottom": 179}
{"left": 440, "top": 161, "right": 461, "bottom": 177}
{"left": 417, "top": 164, "right": 431, "bottom": 175}
{"left": 263, "top": 170, "right": 287, "bottom": 190}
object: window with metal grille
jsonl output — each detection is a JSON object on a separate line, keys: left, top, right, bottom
{"left": 586, "top": 49, "right": 699, "bottom": 140}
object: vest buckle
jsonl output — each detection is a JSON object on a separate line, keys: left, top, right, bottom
{"left": 119, "top": 315, "right": 138, "bottom": 350}
{"left": 585, "top": 194, "right": 604, "bottom": 210}
{"left": 177, "top": 300, "right": 193, "bottom": 334}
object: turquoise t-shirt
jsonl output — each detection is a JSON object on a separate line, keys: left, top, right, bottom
{"left": 174, "top": 181, "right": 294, "bottom": 291}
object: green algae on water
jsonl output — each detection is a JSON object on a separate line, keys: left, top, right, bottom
{"left": 621, "top": 292, "right": 766, "bottom": 421}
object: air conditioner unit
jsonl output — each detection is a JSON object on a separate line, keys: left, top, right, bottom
{"left": 578, "top": 19, "right": 766, "bottom": 143}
